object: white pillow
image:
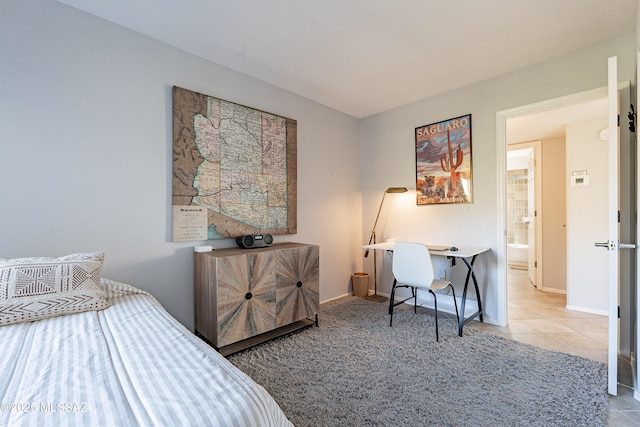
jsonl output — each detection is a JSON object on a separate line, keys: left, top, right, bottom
{"left": 0, "top": 252, "right": 109, "bottom": 325}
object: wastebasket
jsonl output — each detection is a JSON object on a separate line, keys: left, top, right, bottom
{"left": 352, "top": 272, "right": 370, "bottom": 298}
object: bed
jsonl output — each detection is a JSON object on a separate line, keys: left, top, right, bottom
{"left": 0, "top": 253, "right": 292, "bottom": 426}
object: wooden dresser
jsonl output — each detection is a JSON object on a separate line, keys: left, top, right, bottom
{"left": 194, "top": 242, "right": 319, "bottom": 355}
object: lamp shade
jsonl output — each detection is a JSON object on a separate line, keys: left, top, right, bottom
{"left": 385, "top": 187, "right": 408, "bottom": 193}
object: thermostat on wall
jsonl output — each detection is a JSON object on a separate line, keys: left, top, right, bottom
{"left": 571, "top": 170, "right": 589, "bottom": 187}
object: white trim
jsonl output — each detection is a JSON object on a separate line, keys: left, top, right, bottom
{"left": 496, "top": 113, "right": 508, "bottom": 327}
{"left": 565, "top": 305, "right": 608, "bottom": 317}
{"left": 541, "top": 287, "right": 566, "bottom": 295}
{"left": 415, "top": 294, "right": 478, "bottom": 317}
{"left": 321, "top": 293, "right": 353, "bottom": 303}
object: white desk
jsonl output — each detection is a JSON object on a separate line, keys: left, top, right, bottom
{"left": 362, "top": 242, "right": 490, "bottom": 336}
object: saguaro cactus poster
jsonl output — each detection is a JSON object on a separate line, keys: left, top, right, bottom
{"left": 415, "top": 114, "right": 473, "bottom": 205}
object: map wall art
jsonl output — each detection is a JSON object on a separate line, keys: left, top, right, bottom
{"left": 172, "top": 86, "right": 297, "bottom": 241}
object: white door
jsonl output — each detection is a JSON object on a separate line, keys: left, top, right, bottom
{"left": 527, "top": 149, "right": 536, "bottom": 285}
{"left": 606, "top": 55, "right": 620, "bottom": 396}
{"left": 598, "top": 56, "right": 635, "bottom": 395}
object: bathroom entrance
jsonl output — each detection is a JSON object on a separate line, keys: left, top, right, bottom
{"left": 506, "top": 141, "right": 541, "bottom": 288}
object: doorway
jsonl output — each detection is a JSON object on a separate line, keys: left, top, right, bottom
{"left": 498, "top": 90, "right": 611, "bottom": 364}
{"left": 498, "top": 83, "right": 635, "bottom": 368}
{"left": 496, "top": 86, "right": 609, "bottom": 326}
{"left": 506, "top": 141, "right": 542, "bottom": 289}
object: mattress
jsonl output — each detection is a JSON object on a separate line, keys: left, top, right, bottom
{"left": 0, "top": 279, "right": 292, "bottom": 427}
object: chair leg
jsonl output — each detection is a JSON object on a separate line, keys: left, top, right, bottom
{"left": 449, "top": 284, "right": 460, "bottom": 326}
{"left": 413, "top": 287, "right": 417, "bottom": 313}
{"left": 430, "top": 290, "right": 439, "bottom": 342}
{"left": 389, "top": 279, "right": 397, "bottom": 315}
{"left": 389, "top": 279, "right": 397, "bottom": 326}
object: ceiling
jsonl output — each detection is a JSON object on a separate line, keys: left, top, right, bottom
{"left": 58, "top": 0, "right": 635, "bottom": 120}
{"left": 507, "top": 98, "right": 609, "bottom": 144}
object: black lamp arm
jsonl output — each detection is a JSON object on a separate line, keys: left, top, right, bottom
{"left": 364, "top": 192, "right": 388, "bottom": 257}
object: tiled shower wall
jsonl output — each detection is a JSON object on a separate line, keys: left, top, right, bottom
{"left": 507, "top": 169, "right": 528, "bottom": 245}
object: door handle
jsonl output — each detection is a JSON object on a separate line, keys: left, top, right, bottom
{"left": 594, "top": 241, "right": 636, "bottom": 250}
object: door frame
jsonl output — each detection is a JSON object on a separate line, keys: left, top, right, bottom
{"left": 496, "top": 86, "right": 608, "bottom": 327}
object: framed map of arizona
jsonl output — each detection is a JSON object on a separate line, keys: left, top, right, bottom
{"left": 172, "top": 86, "right": 297, "bottom": 241}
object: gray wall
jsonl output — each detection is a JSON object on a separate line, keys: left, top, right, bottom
{"left": 360, "top": 34, "right": 635, "bottom": 325}
{"left": 0, "top": 0, "right": 363, "bottom": 330}
{"left": 2, "top": 0, "right": 636, "bottom": 333}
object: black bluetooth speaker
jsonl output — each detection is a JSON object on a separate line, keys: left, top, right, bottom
{"left": 236, "top": 233, "right": 273, "bottom": 249}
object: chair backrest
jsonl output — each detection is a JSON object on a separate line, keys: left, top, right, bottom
{"left": 392, "top": 242, "right": 436, "bottom": 289}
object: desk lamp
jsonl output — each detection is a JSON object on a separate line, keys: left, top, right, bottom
{"left": 364, "top": 187, "right": 408, "bottom": 302}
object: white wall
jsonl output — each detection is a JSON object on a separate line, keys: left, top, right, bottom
{"left": 0, "top": 0, "right": 362, "bottom": 330}
{"left": 360, "top": 35, "right": 635, "bottom": 324}
{"left": 565, "top": 119, "right": 609, "bottom": 313}
{"left": 507, "top": 149, "right": 531, "bottom": 170}
{"left": 541, "top": 136, "right": 567, "bottom": 293}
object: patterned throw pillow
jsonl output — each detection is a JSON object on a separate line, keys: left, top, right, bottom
{"left": 0, "top": 252, "right": 109, "bottom": 325}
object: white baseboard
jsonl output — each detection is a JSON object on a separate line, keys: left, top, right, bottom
{"left": 321, "top": 292, "right": 352, "bottom": 304}
{"left": 565, "top": 304, "right": 608, "bottom": 317}
{"left": 538, "top": 286, "right": 566, "bottom": 294}
{"left": 395, "top": 292, "right": 478, "bottom": 318}
{"left": 343, "top": 289, "right": 496, "bottom": 326}
{"left": 326, "top": 291, "right": 483, "bottom": 325}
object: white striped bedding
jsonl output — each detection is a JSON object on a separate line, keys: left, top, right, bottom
{"left": 0, "top": 279, "right": 292, "bottom": 427}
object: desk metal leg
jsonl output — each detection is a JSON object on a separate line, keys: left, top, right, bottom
{"left": 457, "top": 254, "right": 483, "bottom": 336}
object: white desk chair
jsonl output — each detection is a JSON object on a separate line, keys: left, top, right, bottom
{"left": 390, "top": 242, "right": 460, "bottom": 341}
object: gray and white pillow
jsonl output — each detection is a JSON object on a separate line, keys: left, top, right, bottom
{"left": 0, "top": 252, "right": 109, "bottom": 325}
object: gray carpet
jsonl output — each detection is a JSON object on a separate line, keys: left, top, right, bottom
{"left": 228, "top": 296, "right": 608, "bottom": 426}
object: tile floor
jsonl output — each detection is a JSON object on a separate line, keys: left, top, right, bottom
{"left": 468, "top": 267, "right": 640, "bottom": 426}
